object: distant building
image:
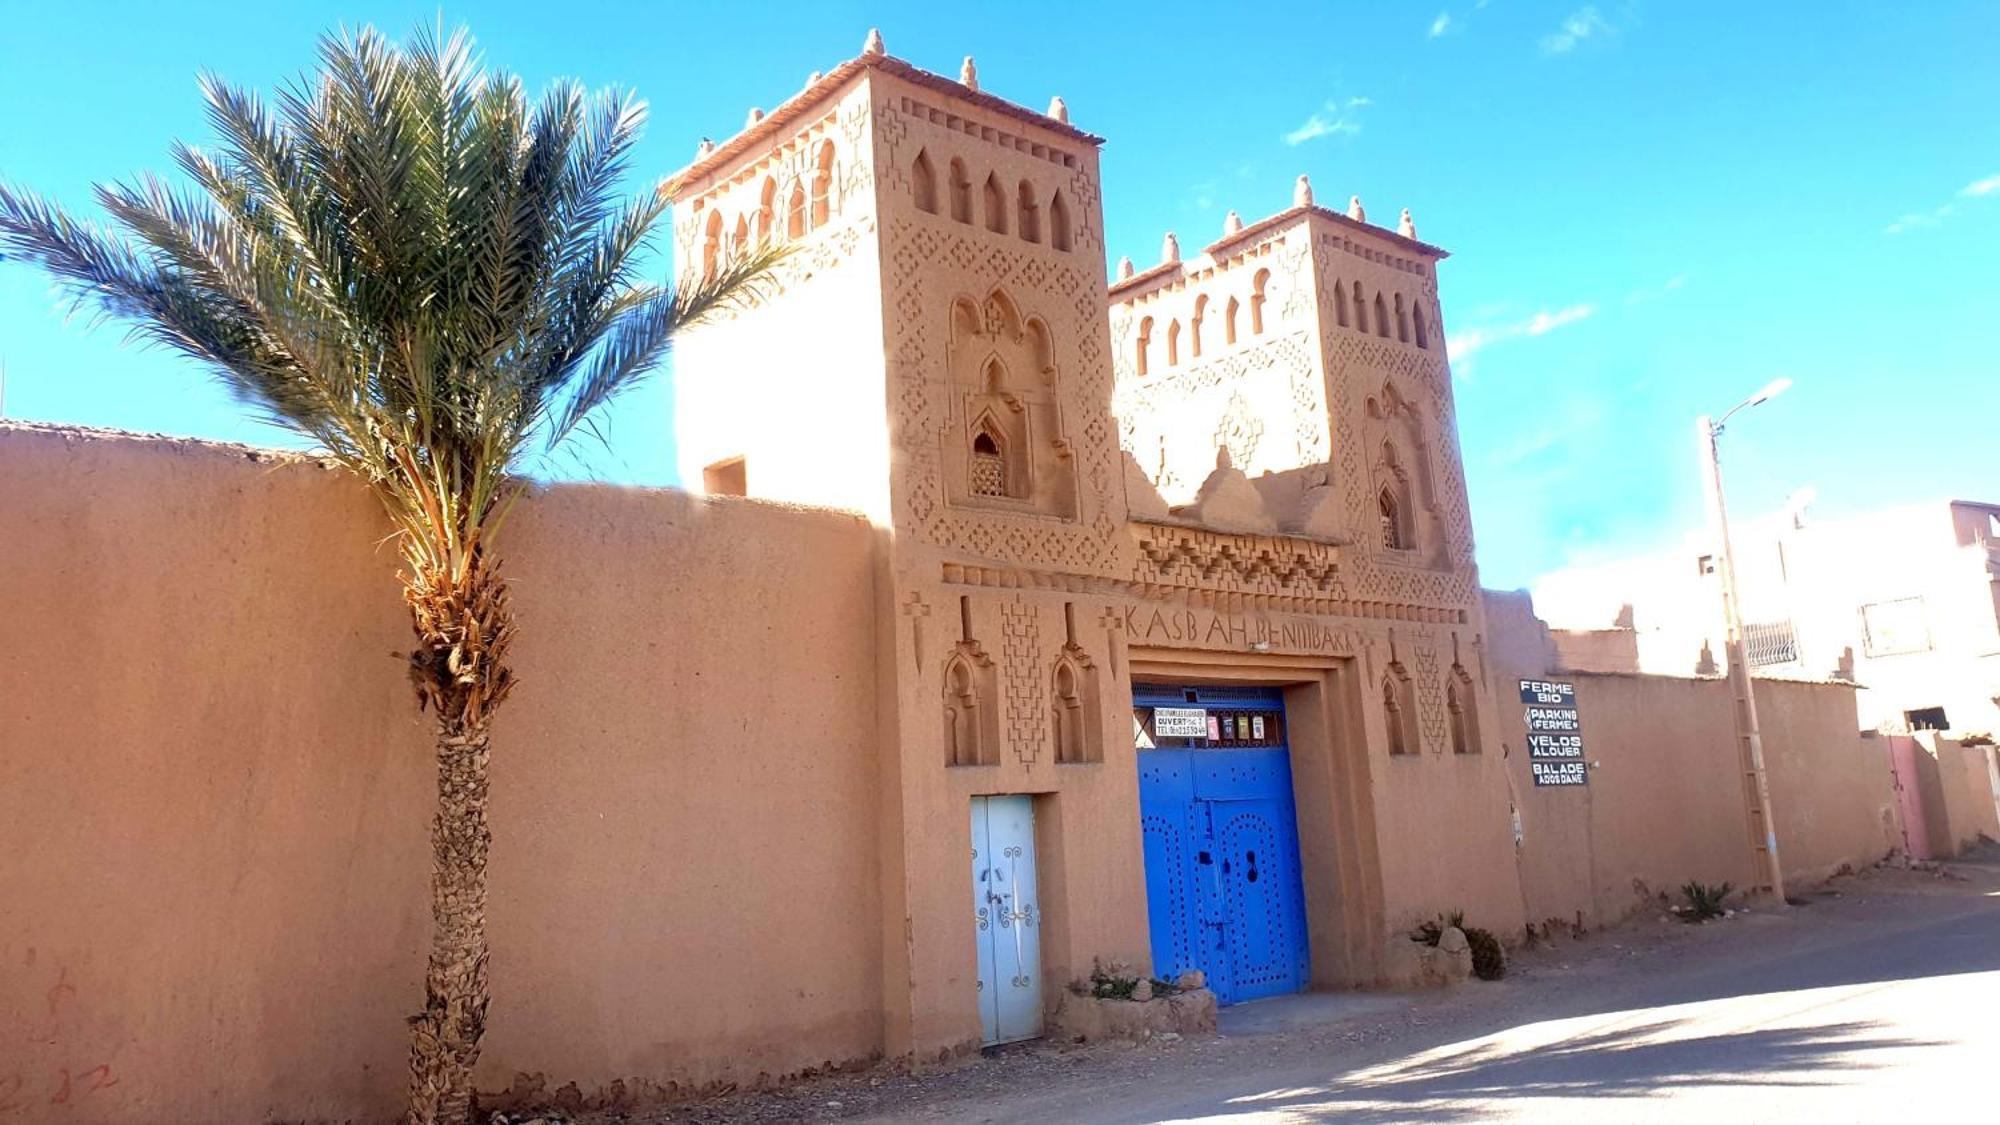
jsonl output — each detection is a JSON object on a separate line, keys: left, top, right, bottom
{"left": 1534, "top": 498, "right": 2000, "bottom": 735}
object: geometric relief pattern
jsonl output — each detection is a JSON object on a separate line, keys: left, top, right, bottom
{"left": 1130, "top": 523, "right": 1344, "bottom": 601}
{"left": 1412, "top": 642, "right": 1446, "bottom": 754}
{"left": 1000, "top": 597, "right": 1046, "bottom": 763}
{"left": 883, "top": 211, "right": 1125, "bottom": 575}
{"left": 1113, "top": 330, "right": 1322, "bottom": 466}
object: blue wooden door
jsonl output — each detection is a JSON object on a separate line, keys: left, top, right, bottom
{"left": 1136, "top": 686, "right": 1310, "bottom": 1005}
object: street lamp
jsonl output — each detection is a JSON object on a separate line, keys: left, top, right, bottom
{"left": 1697, "top": 376, "right": 1793, "bottom": 903}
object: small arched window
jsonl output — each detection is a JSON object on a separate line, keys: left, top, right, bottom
{"left": 701, "top": 209, "right": 723, "bottom": 280}
{"left": 786, "top": 182, "right": 806, "bottom": 238}
{"left": 1413, "top": 301, "right": 1430, "bottom": 349}
{"left": 756, "top": 178, "right": 777, "bottom": 244}
{"left": 1049, "top": 190, "right": 1072, "bottom": 251}
{"left": 1334, "top": 279, "right": 1350, "bottom": 327}
{"left": 1251, "top": 269, "right": 1270, "bottom": 335}
{"left": 911, "top": 150, "right": 938, "bottom": 214}
{"left": 1374, "top": 293, "right": 1391, "bottom": 338}
{"left": 1352, "top": 282, "right": 1367, "bottom": 333}
{"left": 1395, "top": 293, "right": 1410, "bottom": 343}
{"left": 983, "top": 174, "right": 1007, "bottom": 234}
{"left": 731, "top": 214, "right": 749, "bottom": 257}
{"left": 1379, "top": 488, "right": 1405, "bottom": 550}
{"left": 1190, "top": 295, "right": 1207, "bottom": 358}
{"left": 1017, "top": 181, "right": 1040, "bottom": 243}
{"left": 1225, "top": 296, "right": 1239, "bottom": 345}
{"left": 1136, "top": 316, "right": 1153, "bottom": 377}
{"left": 971, "top": 427, "right": 1007, "bottom": 498}
{"left": 810, "top": 140, "right": 835, "bottom": 228}
{"left": 1166, "top": 319, "right": 1181, "bottom": 367}
{"left": 949, "top": 158, "right": 973, "bottom": 223}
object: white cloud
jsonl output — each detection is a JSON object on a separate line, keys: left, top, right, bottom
{"left": 1429, "top": 12, "right": 1454, "bottom": 37}
{"left": 1282, "top": 97, "right": 1371, "bottom": 146}
{"left": 1959, "top": 172, "right": 2000, "bottom": 198}
{"left": 1624, "top": 272, "right": 1689, "bottom": 306}
{"left": 1448, "top": 303, "right": 1596, "bottom": 366}
{"left": 1540, "top": 6, "right": 1611, "bottom": 55}
{"left": 1885, "top": 205, "right": 1954, "bottom": 235}
{"left": 1885, "top": 169, "right": 2000, "bottom": 234}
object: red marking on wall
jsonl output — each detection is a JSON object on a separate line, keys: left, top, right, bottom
{"left": 46, "top": 965, "right": 76, "bottom": 1017}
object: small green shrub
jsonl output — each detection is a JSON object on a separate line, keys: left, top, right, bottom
{"left": 1679, "top": 880, "right": 1732, "bottom": 921}
{"left": 1084, "top": 958, "right": 1177, "bottom": 1000}
{"left": 1463, "top": 926, "right": 1507, "bottom": 980}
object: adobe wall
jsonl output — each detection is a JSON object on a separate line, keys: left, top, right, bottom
{"left": 1486, "top": 591, "right": 1900, "bottom": 932}
{"left": 0, "top": 425, "right": 884, "bottom": 1123}
{"left": 1910, "top": 733, "right": 2000, "bottom": 855}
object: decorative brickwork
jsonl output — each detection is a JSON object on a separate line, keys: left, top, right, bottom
{"left": 1000, "top": 596, "right": 1046, "bottom": 763}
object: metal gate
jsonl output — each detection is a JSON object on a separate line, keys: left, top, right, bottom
{"left": 1135, "top": 685, "right": 1310, "bottom": 1005}
{"left": 971, "top": 794, "right": 1042, "bottom": 1045}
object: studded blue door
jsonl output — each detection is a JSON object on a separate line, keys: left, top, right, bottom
{"left": 1135, "top": 686, "right": 1310, "bottom": 1005}
{"left": 971, "top": 795, "right": 1042, "bottom": 1045}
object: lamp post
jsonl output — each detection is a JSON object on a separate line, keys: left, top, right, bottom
{"left": 1697, "top": 377, "right": 1792, "bottom": 904}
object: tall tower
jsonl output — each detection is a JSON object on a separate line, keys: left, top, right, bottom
{"left": 667, "top": 34, "right": 1146, "bottom": 1061}
{"left": 669, "top": 34, "right": 1129, "bottom": 562}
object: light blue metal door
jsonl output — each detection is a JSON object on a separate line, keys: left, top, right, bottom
{"left": 971, "top": 795, "right": 1042, "bottom": 1044}
{"left": 1135, "top": 686, "right": 1310, "bottom": 1005}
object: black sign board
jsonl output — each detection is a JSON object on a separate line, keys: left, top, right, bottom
{"left": 1518, "top": 679, "right": 1576, "bottom": 706}
{"left": 1531, "top": 760, "right": 1588, "bottom": 786}
{"left": 1519, "top": 679, "right": 1589, "bottom": 787}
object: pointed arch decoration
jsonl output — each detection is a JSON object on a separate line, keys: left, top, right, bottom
{"left": 701, "top": 209, "right": 723, "bottom": 280}
{"left": 1447, "top": 662, "right": 1481, "bottom": 754}
{"left": 786, "top": 182, "right": 806, "bottom": 238}
{"left": 949, "top": 157, "right": 973, "bottom": 223}
{"left": 1225, "top": 296, "right": 1240, "bottom": 345}
{"left": 1050, "top": 645, "right": 1102, "bottom": 763}
{"left": 1251, "top": 268, "right": 1271, "bottom": 334}
{"left": 1017, "top": 180, "right": 1041, "bottom": 243}
{"left": 911, "top": 149, "right": 938, "bottom": 214}
{"left": 982, "top": 173, "right": 1008, "bottom": 234}
{"left": 1190, "top": 295, "right": 1208, "bottom": 358}
{"left": 1384, "top": 660, "right": 1418, "bottom": 756}
{"left": 944, "top": 639, "right": 1000, "bottom": 767}
{"left": 1049, "top": 189, "right": 1072, "bottom": 251}
{"left": 810, "top": 140, "right": 835, "bottom": 228}
{"left": 757, "top": 177, "right": 777, "bottom": 244}
{"left": 1373, "top": 293, "right": 1391, "bottom": 338}
{"left": 1413, "top": 300, "right": 1431, "bottom": 349}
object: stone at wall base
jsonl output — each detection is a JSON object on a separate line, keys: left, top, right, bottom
{"left": 1385, "top": 930, "right": 1474, "bottom": 988}
{"left": 1051, "top": 987, "right": 1219, "bottom": 1043}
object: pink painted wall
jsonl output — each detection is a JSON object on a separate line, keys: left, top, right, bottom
{"left": 0, "top": 425, "right": 885, "bottom": 1123}
{"left": 1486, "top": 591, "right": 1902, "bottom": 931}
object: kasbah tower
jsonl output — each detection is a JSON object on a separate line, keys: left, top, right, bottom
{"left": 666, "top": 32, "right": 1518, "bottom": 1061}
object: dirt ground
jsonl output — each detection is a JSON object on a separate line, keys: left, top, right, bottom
{"left": 560, "top": 845, "right": 2000, "bottom": 1125}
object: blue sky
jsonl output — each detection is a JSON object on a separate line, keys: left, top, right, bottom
{"left": 2, "top": 2, "right": 1994, "bottom": 589}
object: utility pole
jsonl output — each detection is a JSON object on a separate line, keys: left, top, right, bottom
{"left": 1698, "top": 377, "right": 1792, "bottom": 904}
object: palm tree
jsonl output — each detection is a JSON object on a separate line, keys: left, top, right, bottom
{"left": 0, "top": 26, "right": 777, "bottom": 1125}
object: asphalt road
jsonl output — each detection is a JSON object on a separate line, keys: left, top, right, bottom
{"left": 628, "top": 856, "right": 2000, "bottom": 1124}
{"left": 875, "top": 858, "right": 2000, "bottom": 1124}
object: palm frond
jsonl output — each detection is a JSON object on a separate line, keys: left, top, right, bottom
{"left": 0, "top": 22, "right": 782, "bottom": 552}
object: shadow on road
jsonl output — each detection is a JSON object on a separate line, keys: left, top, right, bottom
{"left": 1211, "top": 1018, "right": 1938, "bottom": 1122}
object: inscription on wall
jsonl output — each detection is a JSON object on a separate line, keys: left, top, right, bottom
{"left": 1122, "top": 605, "right": 1359, "bottom": 655}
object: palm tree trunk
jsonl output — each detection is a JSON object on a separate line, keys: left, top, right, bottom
{"left": 402, "top": 549, "right": 514, "bottom": 1125}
